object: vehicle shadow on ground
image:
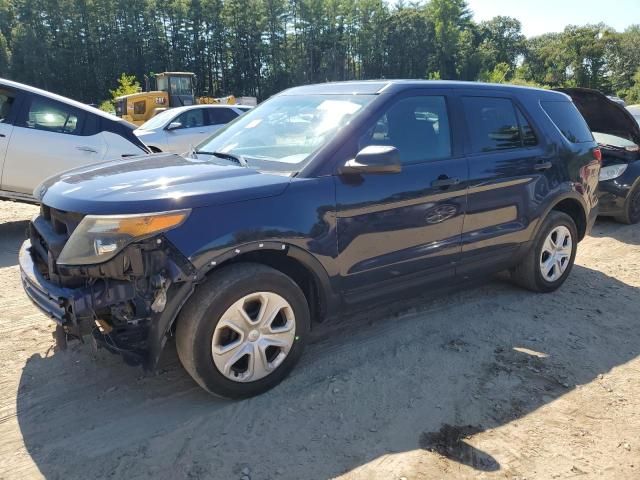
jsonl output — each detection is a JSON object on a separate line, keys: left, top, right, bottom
{"left": 590, "top": 217, "right": 640, "bottom": 245}
{"left": 15, "top": 259, "right": 640, "bottom": 479}
{"left": 0, "top": 220, "right": 28, "bottom": 268}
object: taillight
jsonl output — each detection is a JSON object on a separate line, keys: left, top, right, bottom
{"left": 593, "top": 147, "right": 602, "bottom": 163}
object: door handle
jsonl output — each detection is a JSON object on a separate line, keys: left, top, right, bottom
{"left": 77, "top": 146, "right": 98, "bottom": 153}
{"left": 0, "top": 133, "right": 5, "bottom": 138}
{"left": 432, "top": 176, "right": 460, "bottom": 188}
{"left": 534, "top": 161, "right": 553, "bottom": 171}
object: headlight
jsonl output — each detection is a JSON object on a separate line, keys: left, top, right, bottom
{"left": 57, "top": 209, "right": 190, "bottom": 266}
{"left": 599, "top": 164, "right": 628, "bottom": 182}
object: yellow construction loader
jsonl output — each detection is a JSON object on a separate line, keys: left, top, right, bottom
{"left": 114, "top": 72, "right": 250, "bottom": 126}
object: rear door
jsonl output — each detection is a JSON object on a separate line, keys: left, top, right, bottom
{"left": 334, "top": 91, "right": 468, "bottom": 300}
{"left": 207, "top": 107, "right": 239, "bottom": 134}
{"left": 457, "top": 93, "right": 550, "bottom": 275}
{"left": 2, "top": 94, "right": 106, "bottom": 194}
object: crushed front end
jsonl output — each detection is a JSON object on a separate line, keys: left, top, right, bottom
{"left": 19, "top": 204, "right": 196, "bottom": 368}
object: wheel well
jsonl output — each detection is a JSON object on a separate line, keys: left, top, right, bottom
{"left": 552, "top": 198, "right": 587, "bottom": 240}
{"left": 220, "top": 250, "right": 325, "bottom": 324}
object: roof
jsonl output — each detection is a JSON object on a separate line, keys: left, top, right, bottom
{"left": 155, "top": 72, "right": 195, "bottom": 77}
{"left": 0, "top": 77, "right": 130, "bottom": 123}
{"left": 279, "top": 79, "right": 565, "bottom": 99}
{"left": 162, "top": 104, "right": 245, "bottom": 115}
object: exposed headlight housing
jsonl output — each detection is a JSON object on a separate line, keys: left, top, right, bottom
{"left": 599, "top": 164, "right": 628, "bottom": 182}
{"left": 57, "top": 209, "right": 190, "bottom": 266}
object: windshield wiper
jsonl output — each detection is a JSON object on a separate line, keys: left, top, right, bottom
{"left": 203, "top": 151, "right": 249, "bottom": 167}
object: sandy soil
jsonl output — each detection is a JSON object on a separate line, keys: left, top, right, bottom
{"left": 0, "top": 199, "right": 638, "bottom": 480}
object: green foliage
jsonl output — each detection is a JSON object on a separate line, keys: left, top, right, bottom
{"left": 97, "top": 73, "right": 141, "bottom": 112}
{"left": 109, "top": 74, "right": 141, "bottom": 100}
{"left": 480, "top": 62, "right": 511, "bottom": 83}
{"left": 622, "top": 70, "right": 640, "bottom": 104}
{"left": 0, "top": 0, "right": 636, "bottom": 103}
{"left": 98, "top": 100, "right": 116, "bottom": 114}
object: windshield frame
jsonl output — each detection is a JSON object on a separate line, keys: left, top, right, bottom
{"left": 194, "top": 93, "right": 378, "bottom": 174}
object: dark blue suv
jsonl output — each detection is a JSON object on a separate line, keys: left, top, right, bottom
{"left": 20, "top": 81, "right": 601, "bottom": 398}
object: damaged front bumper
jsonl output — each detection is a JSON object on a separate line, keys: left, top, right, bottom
{"left": 19, "top": 238, "right": 196, "bottom": 370}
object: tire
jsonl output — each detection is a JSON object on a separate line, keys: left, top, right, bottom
{"left": 614, "top": 184, "right": 640, "bottom": 225}
{"left": 175, "top": 263, "right": 310, "bottom": 399}
{"left": 511, "top": 211, "right": 578, "bottom": 293}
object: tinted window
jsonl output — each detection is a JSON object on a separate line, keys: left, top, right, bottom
{"left": 517, "top": 108, "right": 538, "bottom": 146}
{"left": 133, "top": 100, "right": 146, "bottom": 115}
{"left": 359, "top": 96, "right": 451, "bottom": 164}
{"left": 24, "top": 97, "right": 85, "bottom": 135}
{"left": 115, "top": 99, "right": 125, "bottom": 117}
{"left": 176, "top": 109, "right": 205, "bottom": 128}
{"left": 208, "top": 108, "right": 238, "bottom": 125}
{"left": 541, "top": 101, "right": 593, "bottom": 143}
{"left": 463, "top": 97, "right": 521, "bottom": 152}
{"left": 0, "top": 89, "right": 16, "bottom": 123}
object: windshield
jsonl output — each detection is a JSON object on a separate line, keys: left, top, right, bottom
{"left": 170, "top": 76, "right": 194, "bottom": 96}
{"left": 138, "top": 109, "right": 176, "bottom": 130}
{"left": 196, "top": 94, "right": 375, "bottom": 171}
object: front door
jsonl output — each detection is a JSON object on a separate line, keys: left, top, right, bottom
{"left": 334, "top": 92, "right": 468, "bottom": 301}
{"left": 166, "top": 108, "right": 210, "bottom": 153}
{"left": 0, "top": 87, "right": 18, "bottom": 186}
{"left": 2, "top": 94, "right": 106, "bottom": 194}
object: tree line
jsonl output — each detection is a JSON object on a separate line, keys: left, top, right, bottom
{"left": 0, "top": 0, "right": 639, "bottom": 105}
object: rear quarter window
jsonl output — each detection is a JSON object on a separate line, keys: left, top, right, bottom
{"left": 541, "top": 101, "right": 593, "bottom": 143}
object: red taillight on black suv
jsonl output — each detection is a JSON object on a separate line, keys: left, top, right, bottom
{"left": 593, "top": 147, "right": 602, "bottom": 163}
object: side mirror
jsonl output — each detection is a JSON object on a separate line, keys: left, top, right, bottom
{"left": 339, "top": 145, "right": 401, "bottom": 175}
{"left": 167, "top": 121, "right": 182, "bottom": 131}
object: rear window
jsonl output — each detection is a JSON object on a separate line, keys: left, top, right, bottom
{"left": 541, "top": 101, "right": 593, "bottom": 143}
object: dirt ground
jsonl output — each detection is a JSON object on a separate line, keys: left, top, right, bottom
{"left": 0, "top": 199, "right": 638, "bottom": 480}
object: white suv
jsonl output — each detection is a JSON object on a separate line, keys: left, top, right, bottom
{"left": 0, "top": 78, "right": 149, "bottom": 203}
{"left": 133, "top": 104, "right": 251, "bottom": 154}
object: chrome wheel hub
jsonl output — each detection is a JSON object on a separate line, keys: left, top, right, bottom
{"left": 211, "top": 292, "right": 296, "bottom": 382}
{"left": 539, "top": 225, "right": 573, "bottom": 282}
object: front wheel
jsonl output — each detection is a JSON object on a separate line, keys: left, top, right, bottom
{"left": 175, "top": 263, "right": 310, "bottom": 399}
{"left": 511, "top": 211, "right": 578, "bottom": 293}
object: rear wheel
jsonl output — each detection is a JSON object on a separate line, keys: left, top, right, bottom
{"left": 615, "top": 184, "right": 640, "bottom": 225}
{"left": 511, "top": 211, "right": 578, "bottom": 293}
{"left": 175, "top": 263, "right": 310, "bottom": 399}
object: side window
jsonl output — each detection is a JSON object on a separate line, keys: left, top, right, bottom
{"left": 133, "top": 101, "right": 146, "bottom": 115}
{"left": 541, "top": 101, "right": 593, "bottom": 143}
{"left": 516, "top": 108, "right": 538, "bottom": 146}
{"left": 462, "top": 97, "right": 521, "bottom": 152}
{"left": 208, "top": 108, "right": 238, "bottom": 125}
{"left": 23, "top": 97, "right": 85, "bottom": 135}
{"left": 359, "top": 96, "right": 452, "bottom": 164}
{"left": 0, "top": 89, "right": 16, "bottom": 124}
{"left": 175, "top": 108, "right": 205, "bottom": 129}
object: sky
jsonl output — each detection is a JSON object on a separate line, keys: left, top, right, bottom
{"left": 465, "top": 0, "right": 640, "bottom": 37}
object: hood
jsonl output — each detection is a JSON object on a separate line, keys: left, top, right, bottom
{"left": 555, "top": 88, "right": 640, "bottom": 146}
{"left": 38, "top": 153, "right": 292, "bottom": 215}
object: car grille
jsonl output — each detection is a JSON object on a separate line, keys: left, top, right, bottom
{"left": 29, "top": 205, "right": 85, "bottom": 286}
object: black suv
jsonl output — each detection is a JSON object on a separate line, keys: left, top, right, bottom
{"left": 20, "top": 81, "right": 601, "bottom": 398}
